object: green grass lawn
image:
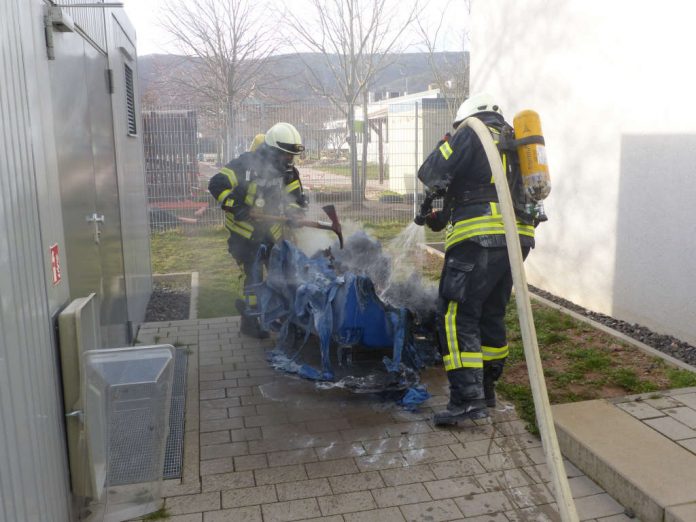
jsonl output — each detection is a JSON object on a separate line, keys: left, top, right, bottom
{"left": 500, "top": 301, "right": 696, "bottom": 434}
{"left": 363, "top": 220, "right": 443, "bottom": 243}
{"left": 150, "top": 227, "right": 244, "bottom": 319}
{"left": 315, "top": 162, "right": 388, "bottom": 180}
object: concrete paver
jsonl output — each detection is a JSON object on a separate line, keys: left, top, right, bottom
{"left": 137, "top": 317, "right": 679, "bottom": 521}
{"left": 555, "top": 394, "right": 696, "bottom": 522}
{"left": 666, "top": 501, "right": 696, "bottom": 522}
{"left": 572, "top": 493, "right": 625, "bottom": 520}
{"left": 643, "top": 416, "right": 696, "bottom": 440}
{"left": 164, "top": 491, "right": 221, "bottom": 515}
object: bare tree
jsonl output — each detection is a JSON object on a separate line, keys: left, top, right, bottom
{"left": 158, "top": 0, "right": 280, "bottom": 159}
{"left": 416, "top": 3, "right": 471, "bottom": 121}
{"left": 288, "top": 0, "right": 420, "bottom": 206}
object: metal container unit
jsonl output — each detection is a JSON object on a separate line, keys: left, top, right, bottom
{"left": 1, "top": 2, "right": 151, "bottom": 521}
{"left": 49, "top": 4, "right": 151, "bottom": 347}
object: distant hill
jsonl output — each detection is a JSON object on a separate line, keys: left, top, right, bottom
{"left": 138, "top": 51, "right": 468, "bottom": 106}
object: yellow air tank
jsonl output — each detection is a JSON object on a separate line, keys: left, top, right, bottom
{"left": 249, "top": 133, "right": 266, "bottom": 152}
{"left": 513, "top": 110, "right": 550, "bottom": 201}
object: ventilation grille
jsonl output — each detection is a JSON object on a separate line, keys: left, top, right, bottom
{"left": 125, "top": 64, "right": 137, "bottom": 135}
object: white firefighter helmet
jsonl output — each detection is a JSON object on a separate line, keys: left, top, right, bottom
{"left": 265, "top": 122, "right": 305, "bottom": 155}
{"left": 453, "top": 93, "right": 503, "bottom": 127}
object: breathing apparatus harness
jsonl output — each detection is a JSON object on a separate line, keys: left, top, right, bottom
{"left": 415, "top": 111, "right": 550, "bottom": 227}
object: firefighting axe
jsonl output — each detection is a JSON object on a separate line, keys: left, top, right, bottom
{"left": 252, "top": 204, "right": 344, "bottom": 248}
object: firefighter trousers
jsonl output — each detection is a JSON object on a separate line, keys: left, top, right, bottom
{"left": 227, "top": 234, "right": 272, "bottom": 313}
{"left": 437, "top": 242, "right": 530, "bottom": 405}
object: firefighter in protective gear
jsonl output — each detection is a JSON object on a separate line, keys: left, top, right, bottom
{"left": 416, "top": 93, "right": 536, "bottom": 426}
{"left": 208, "top": 122, "right": 308, "bottom": 338}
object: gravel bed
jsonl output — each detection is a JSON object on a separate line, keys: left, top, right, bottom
{"left": 530, "top": 285, "right": 696, "bottom": 367}
{"left": 144, "top": 281, "right": 190, "bottom": 322}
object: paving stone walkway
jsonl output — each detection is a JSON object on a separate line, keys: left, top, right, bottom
{"left": 136, "top": 317, "right": 638, "bottom": 522}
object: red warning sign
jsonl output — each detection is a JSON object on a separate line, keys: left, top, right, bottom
{"left": 50, "top": 244, "right": 62, "bottom": 285}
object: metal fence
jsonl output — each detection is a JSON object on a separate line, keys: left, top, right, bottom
{"left": 142, "top": 97, "right": 454, "bottom": 232}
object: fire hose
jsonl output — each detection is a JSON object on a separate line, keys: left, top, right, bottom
{"left": 462, "top": 117, "right": 579, "bottom": 522}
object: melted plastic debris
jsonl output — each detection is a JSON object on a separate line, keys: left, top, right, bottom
{"left": 398, "top": 386, "right": 431, "bottom": 411}
{"left": 255, "top": 230, "right": 440, "bottom": 399}
{"left": 315, "top": 364, "right": 419, "bottom": 394}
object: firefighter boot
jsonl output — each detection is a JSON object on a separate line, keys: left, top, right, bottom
{"left": 483, "top": 360, "right": 505, "bottom": 408}
{"left": 434, "top": 368, "right": 489, "bottom": 426}
{"left": 240, "top": 313, "right": 269, "bottom": 339}
{"left": 484, "top": 378, "right": 496, "bottom": 408}
{"left": 237, "top": 299, "right": 269, "bottom": 339}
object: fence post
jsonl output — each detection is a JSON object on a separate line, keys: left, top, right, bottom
{"left": 413, "top": 101, "right": 419, "bottom": 218}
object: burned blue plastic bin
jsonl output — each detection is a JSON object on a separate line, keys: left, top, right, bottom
{"left": 333, "top": 275, "right": 394, "bottom": 349}
{"left": 254, "top": 241, "right": 411, "bottom": 382}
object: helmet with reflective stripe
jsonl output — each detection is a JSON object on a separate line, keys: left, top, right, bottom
{"left": 453, "top": 93, "right": 503, "bottom": 128}
{"left": 265, "top": 122, "right": 305, "bottom": 155}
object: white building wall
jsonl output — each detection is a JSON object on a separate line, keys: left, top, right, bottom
{"left": 387, "top": 92, "right": 448, "bottom": 194}
{"left": 388, "top": 103, "right": 421, "bottom": 193}
{"left": 470, "top": 0, "right": 696, "bottom": 344}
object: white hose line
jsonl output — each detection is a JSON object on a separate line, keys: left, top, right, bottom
{"left": 462, "top": 117, "right": 579, "bottom": 522}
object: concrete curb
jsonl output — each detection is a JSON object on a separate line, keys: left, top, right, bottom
{"left": 553, "top": 399, "right": 696, "bottom": 522}
{"left": 189, "top": 271, "right": 199, "bottom": 320}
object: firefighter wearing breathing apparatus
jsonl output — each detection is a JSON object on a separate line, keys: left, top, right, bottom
{"left": 208, "top": 122, "right": 308, "bottom": 338}
{"left": 415, "top": 93, "right": 549, "bottom": 426}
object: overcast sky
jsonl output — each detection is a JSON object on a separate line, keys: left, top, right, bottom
{"left": 122, "top": 0, "right": 471, "bottom": 56}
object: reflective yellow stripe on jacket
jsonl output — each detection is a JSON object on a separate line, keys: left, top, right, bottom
{"left": 244, "top": 182, "right": 257, "bottom": 206}
{"left": 217, "top": 189, "right": 232, "bottom": 204}
{"left": 439, "top": 141, "right": 453, "bottom": 160}
{"left": 218, "top": 166, "right": 238, "bottom": 205}
{"left": 445, "top": 203, "right": 534, "bottom": 251}
{"left": 220, "top": 167, "right": 238, "bottom": 186}
{"left": 224, "top": 214, "right": 253, "bottom": 239}
{"left": 442, "top": 301, "right": 484, "bottom": 371}
{"left": 270, "top": 223, "right": 282, "bottom": 241}
{"left": 482, "top": 345, "right": 509, "bottom": 361}
{"left": 286, "top": 180, "right": 301, "bottom": 193}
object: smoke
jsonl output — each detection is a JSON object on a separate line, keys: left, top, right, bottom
{"left": 322, "top": 225, "right": 438, "bottom": 321}
{"left": 331, "top": 229, "right": 391, "bottom": 287}
{"left": 381, "top": 273, "right": 438, "bottom": 323}
{"left": 294, "top": 227, "right": 335, "bottom": 254}
{"left": 291, "top": 219, "right": 439, "bottom": 321}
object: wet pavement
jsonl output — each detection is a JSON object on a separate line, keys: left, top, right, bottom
{"left": 135, "top": 317, "right": 638, "bottom": 522}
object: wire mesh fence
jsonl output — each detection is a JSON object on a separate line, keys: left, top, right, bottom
{"left": 142, "top": 95, "right": 454, "bottom": 232}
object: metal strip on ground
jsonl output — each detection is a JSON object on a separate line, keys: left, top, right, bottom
{"left": 163, "top": 348, "right": 188, "bottom": 479}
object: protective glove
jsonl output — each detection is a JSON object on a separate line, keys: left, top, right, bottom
{"left": 231, "top": 203, "right": 251, "bottom": 221}
{"left": 297, "top": 193, "right": 309, "bottom": 208}
{"left": 425, "top": 210, "right": 447, "bottom": 232}
{"left": 284, "top": 165, "right": 301, "bottom": 183}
